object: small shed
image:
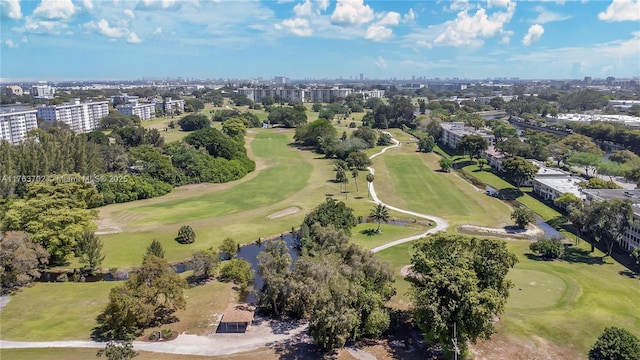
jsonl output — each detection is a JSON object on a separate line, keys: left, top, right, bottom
{"left": 218, "top": 303, "right": 255, "bottom": 333}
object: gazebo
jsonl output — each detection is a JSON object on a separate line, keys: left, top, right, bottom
{"left": 218, "top": 303, "right": 255, "bottom": 333}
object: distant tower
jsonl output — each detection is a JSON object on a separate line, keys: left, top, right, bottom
{"left": 359, "top": 73, "right": 364, "bottom": 81}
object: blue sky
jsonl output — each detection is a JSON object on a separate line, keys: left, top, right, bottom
{"left": 1, "top": 0, "right": 639, "bottom": 81}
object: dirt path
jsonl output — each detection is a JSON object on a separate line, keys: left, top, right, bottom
{"left": 0, "top": 318, "right": 308, "bottom": 356}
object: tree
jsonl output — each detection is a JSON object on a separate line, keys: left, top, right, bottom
{"left": 578, "top": 177, "right": 621, "bottom": 190}
{"left": 425, "top": 119, "right": 443, "bottom": 139}
{"left": 609, "top": 150, "right": 638, "bottom": 164}
{"left": 267, "top": 106, "right": 307, "bottom": 128}
{"left": 335, "top": 167, "right": 347, "bottom": 193}
{"left": 548, "top": 143, "right": 572, "bottom": 167}
{"left": 97, "top": 340, "right": 138, "bottom": 360}
{"left": 191, "top": 248, "right": 219, "bottom": 280}
{"left": 584, "top": 199, "right": 635, "bottom": 256}
{"left": 178, "top": 114, "right": 210, "bottom": 131}
{"left": 457, "top": 134, "right": 488, "bottom": 160}
{"left": 184, "top": 97, "right": 205, "bottom": 112}
{"left": 554, "top": 193, "right": 582, "bottom": 210}
{"left": 501, "top": 156, "right": 539, "bottom": 189}
{"left": 408, "top": 234, "right": 518, "bottom": 356}
{"left": 219, "top": 259, "right": 252, "bottom": 290}
{"left": 76, "top": 231, "right": 105, "bottom": 273}
{"left": 493, "top": 123, "right": 517, "bottom": 143}
{"left": 589, "top": 327, "right": 640, "bottom": 360}
{"left": 529, "top": 238, "right": 564, "bottom": 259}
{"left": 351, "top": 168, "right": 359, "bottom": 193}
{"left": 511, "top": 207, "right": 536, "bottom": 229}
{"left": 346, "top": 151, "right": 372, "bottom": 170}
{"left": 311, "top": 102, "right": 322, "bottom": 112}
{"left": 370, "top": 204, "right": 390, "bottom": 232}
{"left": 96, "top": 256, "right": 187, "bottom": 339}
{"left": 145, "top": 240, "right": 165, "bottom": 259}
{"left": 257, "top": 239, "right": 292, "bottom": 315}
{"left": 559, "top": 134, "right": 603, "bottom": 155}
{"left": 366, "top": 173, "right": 374, "bottom": 198}
{"left": 302, "top": 198, "right": 358, "bottom": 235}
{"left": 377, "top": 132, "right": 393, "bottom": 146}
{"left": 631, "top": 248, "right": 640, "bottom": 271}
{"left": 478, "top": 158, "right": 488, "bottom": 171}
{"left": 0, "top": 231, "right": 48, "bottom": 292}
{"left": 417, "top": 135, "right": 435, "bottom": 153}
{"left": 351, "top": 127, "right": 378, "bottom": 148}
{"left": 176, "top": 225, "right": 196, "bottom": 244}
{"left": 293, "top": 118, "right": 337, "bottom": 150}
{"left": 219, "top": 237, "right": 238, "bottom": 260}
{"left": 221, "top": 117, "right": 247, "bottom": 140}
{"left": 439, "top": 158, "right": 453, "bottom": 172}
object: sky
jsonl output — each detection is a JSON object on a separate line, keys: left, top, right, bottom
{"left": 1, "top": 0, "right": 639, "bottom": 81}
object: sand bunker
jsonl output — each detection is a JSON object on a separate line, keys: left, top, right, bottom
{"left": 267, "top": 207, "right": 301, "bottom": 219}
{"left": 459, "top": 224, "right": 543, "bottom": 238}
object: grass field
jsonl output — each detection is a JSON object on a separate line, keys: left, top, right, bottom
{"left": 350, "top": 222, "right": 432, "bottom": 250}
{"left": 0, "top": 277, "right": 235, "bottom": 341}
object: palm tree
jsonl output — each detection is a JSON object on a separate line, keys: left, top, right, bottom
{"left": 336, "top": 167, "right": 346, "bottom": 193}
{"left": 366, "top": 173, "right": 374, "bottom": 198}
{"left": 370, "top": 204, "right": 390, "bottom": 233}
{"left": 351, "top": 168, "right": 359, "bottom": 192}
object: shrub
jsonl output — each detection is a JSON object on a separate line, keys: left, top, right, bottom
{"left": 177, "top": 225, "right": 196, "bottom": 244}
{"left": 219, "top": 259, "right": 252, "bottom": 290}
{"left": 589, "top": 327, "right": 640, "bottom": 360}
{"left": 529, "top": 238, "right": 565, "bottom": 259}
{"left": 219, "top": 237, "right": 238, "bottom": 260}
{"left": 56, "top": 273, "right": 68, "bottom": 282}
{"left": 161, "top": 329, "right": 173, "bottom": 339}
{"left": 349, "top": 122, "right": 357, "bottom": 128}
{"left": 511, "top": 207, "right": 536, "bottom": 229}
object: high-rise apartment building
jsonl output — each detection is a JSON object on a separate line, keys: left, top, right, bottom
{"left": 37, "top": 98, "right": 109, "bottom": 133}
{"left": 117, "top": 99, "right": 156, "bottom": 121}
{"left": 0, "top": 109, "right": 38, "bottom": 145}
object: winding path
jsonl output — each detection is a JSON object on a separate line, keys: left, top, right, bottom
{"left": 367, "top": 137, "right": 449, "bottom": 253}
{"left": 0, "top": 134, "right": 448, "bottom": 356}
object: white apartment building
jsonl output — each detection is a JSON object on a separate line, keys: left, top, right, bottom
{"left": 582, "top": 189, "right": 640, "bottom": 252}
{"left": 0, "top": 109, "right": 38, "bottom": 145}
{"left": 353, "top": 89, "right": 385, "bottom": 99}
{"left": 157, "top": 97, "right": 185, "bottom": 115}
{"left": 37, "top": 98, "right": 109, "bottom": 133}
{"left": 31, "top": 85, "right": 56, "bottom": 100}
{"left": 117, "top": 99, "right": 156, "bottom": 121}
{"left": 532, "top": 174, "right": 585, "bottom": 209}
{"left": 308, "top": 88, "right": 352, "bottom": 103}
{"left": 440, "top": 122, "right": 495, "bottom": 149}
{"left": 237, "top": 88, "right": 307, "bottom": 103}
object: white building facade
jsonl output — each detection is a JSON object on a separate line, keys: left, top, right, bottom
{"left": 157, "top": 98, "right": 185, "bottom": 115}
{"left": 0, "top": 109, "right": 38, "bottom": 145}
{"left": 117, "top": 100, "right": 156, "bottom": 121}
{"left": 440, "top": 122, "right": 495, "bottom": 149}
{"left": 582, "top": 189, "right": 640, "bottom": 252}
{"left": 37, "top": 98, "right": 109, "bottom": 133}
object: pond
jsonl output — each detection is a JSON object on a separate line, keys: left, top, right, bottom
{"left": 535, "top": 217, "right": 563, "bottom": 239}
{"left": 236, "top": 234, "right": 299, "bottom": 304}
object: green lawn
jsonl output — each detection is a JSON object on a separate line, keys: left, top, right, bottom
{"left": 350, "top": 222, "right": 432, "bottom": 250}
{"left": 0, "top": 282, "right": 115, "bottom": 341}
{"left": 462, "top": 163, "right": 562, "bottom": 221}
{"left": 376, "top": 152, "right": 513, "bottom": 227}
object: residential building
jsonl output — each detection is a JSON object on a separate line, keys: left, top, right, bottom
{"left": 308, "top": 88, "right": 352, "bottom": 103}
{"left": 31, "top": 85, "right": 56, "bottom": 101}
{"left": 37, "top": 98, "right": 109, "bottom": 133}
{"left": 117, "top": 99, "right": 156, "bottom": 121}
{"left": 6, "top": 85, "right": 23, "bottom": 96}
{"left": 157, "top": 97, "right": 185, "bottom": 115}
{"left": 440, "top": 122, "right": 495, "bottom": 149}
{"left": 237, "top": 88, "right": 307, "bottom": 103}
{"left": 532, "top": 171, "right": 585, "bottom": 209}
{"left": 0, "top": 108, "right": 38, "bottom": 145}
{"left": 481, "top": 146, "right": 506, "bottom": 171}
{"left": 353, "top": 89, "right": 385, "bottom": 99}
{"left": 110, "top": 93, "right": 139, "bottom": 105}
{"left": 582, "top": 189, "right": 640, "bottom": 252}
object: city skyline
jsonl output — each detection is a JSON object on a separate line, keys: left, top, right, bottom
{"left": 1, "top": 0, "right": 639, "bottom": 81}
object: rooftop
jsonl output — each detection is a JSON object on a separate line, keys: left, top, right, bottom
{"left": 535, "top": 176, "right": 584, "bottom": 198}
{"left": 221, "top": 303, "right": 255, "bottom": 324}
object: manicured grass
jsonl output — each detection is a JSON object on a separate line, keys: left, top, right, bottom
{"left": 350, "top": 222, "right": 432, "bottom": 250}
{"left": 506, "top": 268, "right": 568, "bottom": 309}
{"left": 0, "top": 282, "right": 115, "bottom": 341}
{"left": 501, "top": 240, "right": 640, "bottom": 355}
{"left": 0, "top": 279, "right": 237, "bottom": 342}
{"left": 462, "top": 163, "right": 562, "bottom": 221}
{"left": 373, "top": 242, "right": 414, "bottom": 310}
{"left": 376, "top": 151, "right": 513, "bottom": 227}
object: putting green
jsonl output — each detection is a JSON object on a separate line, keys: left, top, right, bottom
{"left": 506, "top": 268, "right": 568, "bottom": 310}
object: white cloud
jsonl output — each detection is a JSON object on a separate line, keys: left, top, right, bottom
{"left": 96, "top": 19, "right": 128, "bottom": 38}
{"left": 4, "top": 39, "right": 18, "bottom": 48}
{"left": 124, "top": 9, "right": 135, "bottom": 18}
{"left": 1, "top": 0, "right": 22, "bottom": 19}
{"left": 433, "top": 2, "right": 516, "bottom": 47}
{"left": 522, "top": 24, "right": 544, "bottom": 45}
{"left": 403, "top": 8, "right": 416, "bottom": 23}
{"left": 80, "top": 0, "right": 94, "bottom": 10}
{"left": 450, "top": 0, "right": 475, "bottom": 11}
{"left": 14, "top": 17, "right": 69, "bottom": 34}
{"left": 316, "top": 0, "right": 329, "bottom": 11}
{"left": 294, "top": 0, "right": 314, "bottom": 16}
{"left": 152, "top": 26, "right": 162, "bottom": 35}
{"left": 531, "top": 6, "right": 571, "bottom": 23}
{"left": 365, "top": 11, "right": 400, "bottom": 41}
{"left": 598, "top": 0, "right": 640, "bottom": 21}
{"left": 137, "top": 0, "right": 182, "bottom": 11}
{"left": 32, "top": 0, "right": 77, "bottom": 20}
{"left": 374, "top": 56, "right": 387, "bottom": 69}
{"left": 127, "top": 31, "right": 143, "bottom": 43}
{"left": 486, "top": 0, "right": 512, "bottom": 8}
{"left": 275, "top": 18, "right": 312, "bottom": 36}
{"left": 331, "top": 0, "right": 374, "bottom": 27}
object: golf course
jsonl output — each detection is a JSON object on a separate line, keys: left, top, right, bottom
{"left": 1, "top": 109, "right": 640, "bottom": 360}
